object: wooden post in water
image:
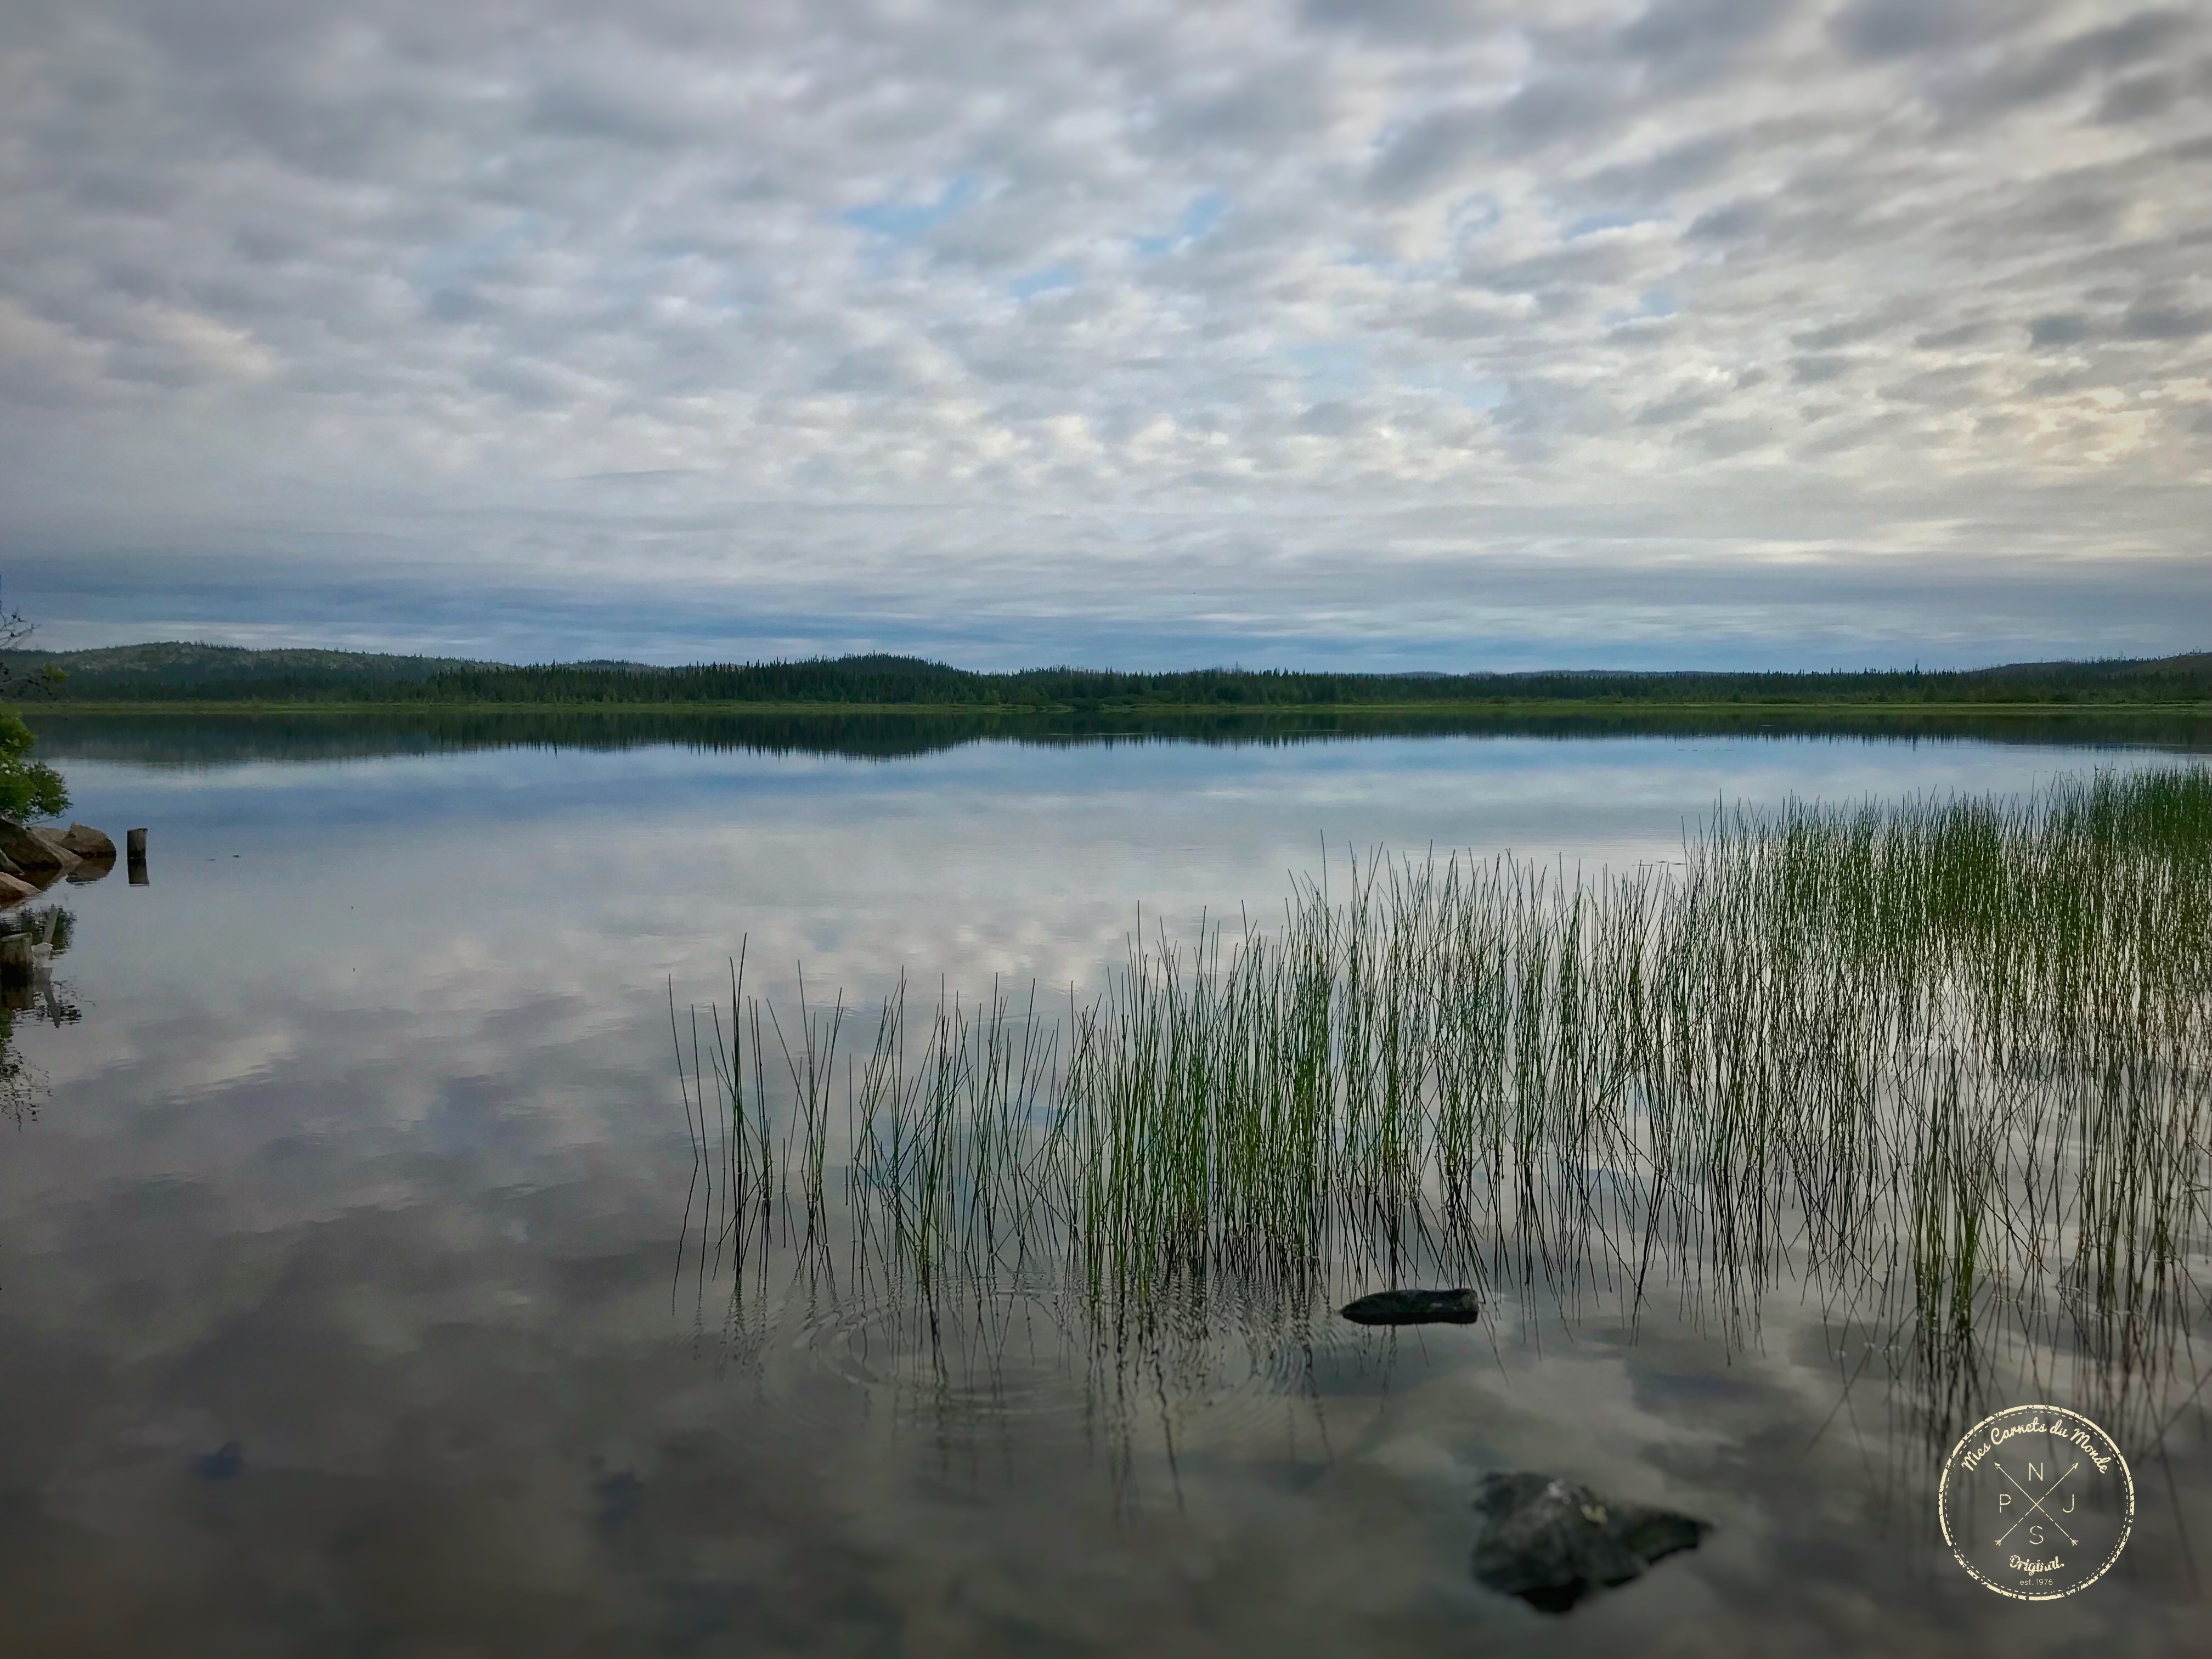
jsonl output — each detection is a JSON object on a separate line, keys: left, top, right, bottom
{"left": 127, "top": 827, "right": 149, "bottom": 886}
{"left": 0, "top": 933, "right": 29, "bottom": 983}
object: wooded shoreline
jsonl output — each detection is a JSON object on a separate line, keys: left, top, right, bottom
{"left": 28, "top": 695, "right": 2212, "bottom": 715}
{"left": 8, "top": 642, "right": 2211, "bottom": 712}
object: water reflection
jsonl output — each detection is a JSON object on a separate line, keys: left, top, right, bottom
{"left": 28, "top": 704, "right": 2212, "bottom": 769}
{"left": 1, "top": 900, "right": 87, "bottom": 1120}
{"left": 0, "top": 818, "right": 115, "bottom": 1118}
{"left": 7, "top": 723, "right": 2211, "bottom": 1652}
{"left": 670, "top": 773, "right": 2212, "bottom": 1598}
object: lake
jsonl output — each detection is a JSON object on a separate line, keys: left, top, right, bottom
{"left": 4, "top": 709, "right": 2209, "bottom": 1655}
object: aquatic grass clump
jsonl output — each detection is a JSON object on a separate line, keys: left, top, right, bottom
{"left": 677, "top": 766, "right": 2212, "bottom": 1455}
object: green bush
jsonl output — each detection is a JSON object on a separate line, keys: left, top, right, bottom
{"left": 0, "top": 708, "right": 67, "bottom": 819}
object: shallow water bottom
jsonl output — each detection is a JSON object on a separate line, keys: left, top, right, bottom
{"left": 7, "top": 1212, "right": 2202, "bottom": 1656}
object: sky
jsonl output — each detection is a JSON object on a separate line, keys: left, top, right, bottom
{"left": 1, "top": 0, "right": 2208, "bottom": 671}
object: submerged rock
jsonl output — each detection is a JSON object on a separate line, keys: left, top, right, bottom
{"left": 1471, "top": 1472, "right": 1710, "bottom": 1613}
{"left": 192, "top": 1440, "right": 246, "bottom": 1482}
{"left": 1340, "top": 1288, "right": 1480, "bottom": 1325}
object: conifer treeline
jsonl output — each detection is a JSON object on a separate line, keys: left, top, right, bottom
{"left": 10, "top": 644, "right": 2212, "bottom": 708}
{"left": 394, "top": 653, "right": 2212, "bottom": 708}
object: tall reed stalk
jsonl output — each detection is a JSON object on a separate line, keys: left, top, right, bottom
{"left": 677, "top": 767, "right": 2212, "bottom": 1451}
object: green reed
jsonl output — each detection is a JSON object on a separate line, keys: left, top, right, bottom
{"left": 677, "top": 766, "right": 2212, "bottom": 1450}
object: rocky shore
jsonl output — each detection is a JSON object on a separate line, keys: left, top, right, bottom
{"left": 0, "top": 818, "right": 134, "bottom": 902}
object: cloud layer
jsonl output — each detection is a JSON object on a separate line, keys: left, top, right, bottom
{"left": 2, "top": 0, "right": 2208, "bottom": 665}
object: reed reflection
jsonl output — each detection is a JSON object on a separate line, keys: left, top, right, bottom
{"left": 673, "top": 769, "right": 2212, "bottom": 1494}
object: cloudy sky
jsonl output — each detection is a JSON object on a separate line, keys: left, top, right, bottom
{"left": 2, "top": 0, "right": 2208, "bottom": 668}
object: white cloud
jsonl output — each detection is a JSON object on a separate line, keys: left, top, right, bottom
{"left": 1, "top": 0, "right": 2208, "bottom": 663}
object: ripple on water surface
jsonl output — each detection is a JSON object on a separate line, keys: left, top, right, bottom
{"left": 707, "top": 1257, "right": 1495, "bottom": 1461}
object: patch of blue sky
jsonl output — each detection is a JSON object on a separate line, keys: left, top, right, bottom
{"left": 1291, "top": 340, "right": 1368, "bottom": 396}
{"left": 1010, "top": 265, "right": 1077, "bottom": 301}
{"left": 1451, "top": 193, "right": 1505, "bottom": 235}
{"left": 1566, "top": 210, "right": 1645, "bottom": 239}
{"left": 1133, "top": 190, "right": 1226, "bottom": 257}
{"left": 1397, "top": 359, "right": 1509, "bottom": 412}
{"left": 411, "top": 213, "right": 554, "bottom": 294}
{"left": 1333, "top": 244, "right": 1454, "bottom": 283}
{"left": 1601, "top": 289, "right": 1680, "bottom": 330}
{"left": 842, "top": 174, "right": 983, "bottom": 241}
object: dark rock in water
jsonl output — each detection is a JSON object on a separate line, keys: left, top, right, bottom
{"left": 1340, "top": 1288, "right": 1480, "bottom": 1325}
{"left": 193, "top": 1440, "right": 246, "bottom": 1482}
{"left": 57, "top": 823, "right": 116, "bottom": 860}
{"left": 1607, "top": 1502, "right": 1708, "bottom": 1568}
{"left": 1471, "top": 1472, "right": 1711, "bottom": 1613}
{"left": 0, "top": 872, "right": 34, "bottom": 907}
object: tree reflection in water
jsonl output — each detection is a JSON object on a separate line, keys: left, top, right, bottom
{"left": 1, "top": 900, "right": 87, "bottom": 1124}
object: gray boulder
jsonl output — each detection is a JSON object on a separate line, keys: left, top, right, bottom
{"left": 59, "top": 825, "right": 115, "bottom": 883}
{"left": 57, "top": 824, "right": 116, "bottom": 860}
{"left": 1471, "top": 1472, "right": 1709, "bottom": 1613}
{"left": 0, "top": 819, "right": 78, "bottom": 872}
{"left": 1340, "top": 1288, "right": 1480, "bottom": 1325}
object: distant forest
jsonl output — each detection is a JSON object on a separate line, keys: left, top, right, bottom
{"left": 7, "top": 641, "right": 2212, "bottom": 709}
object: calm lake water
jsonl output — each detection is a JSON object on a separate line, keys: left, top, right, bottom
{"left": 5, "top": 711, "right": 2210, "bottom": 1655}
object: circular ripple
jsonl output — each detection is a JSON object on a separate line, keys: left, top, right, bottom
{"left": 803, "top": 1280, "right": 1088, "bottom": 1421}
{"left": 734, "top": 1267, "right": 1367, "bottom": 1449}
